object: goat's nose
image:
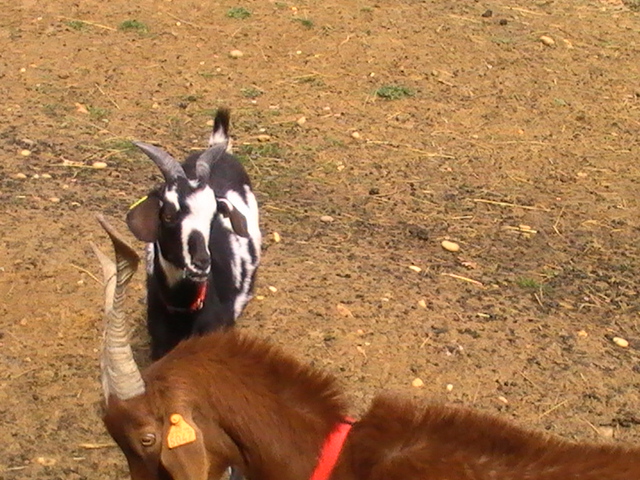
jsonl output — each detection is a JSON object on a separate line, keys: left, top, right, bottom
{"left": 192, "top": 251, "right": 210, "bottom": 272}
{"left": 188, "top": 231, "right": 210, "bottom": 273}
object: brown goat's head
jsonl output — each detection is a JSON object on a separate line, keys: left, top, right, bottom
{"left": 93, "top": 216, "right": 238, "bottom": 480}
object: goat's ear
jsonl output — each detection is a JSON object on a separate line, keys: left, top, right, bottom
{"left": 126, "top": 195, "right": 161, "bottom": 242}
{"left": 217, "top": 198, "right": 249, "bottom": 238}
{"left": 160, "top": 413, "right": 209, "bottom": 480}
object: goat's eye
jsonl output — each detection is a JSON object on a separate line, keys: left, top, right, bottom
{"left": 162, "top": 211, "right": 177, "bottom": 225}
{"left": 140, "top": 433, "right": 156, "bottom": 447}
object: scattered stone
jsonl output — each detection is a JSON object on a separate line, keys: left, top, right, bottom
{"left": 481, "top": 9, "right": 493, "bottom": 17}
{"left": 497, "top": 395, "right": 509, "bottom": 404}
{"left": 229, "top": 49, "right": 244, "bottom": 58}
{"left": 296, "top": 116, "right": 307, "bottom": 126}
{"left": 336, "top": 303, "right": 354, "bottom": 318}
{"left": 613, "top": 337, "right": 629, "bottom": 348}
{"left": 36, "top": 457, "right": 57, "bottom": 467}
{"left": 273, "top": 231, "right": 281, "bottom": 243}
{"left": 255, "top": 295, "right": 265, "bottom": 300}
{"left": 446, "top": 383, "right": 454, "bottom": 392}
{"left": 256, "top": 134, "right": 271, "bottom": 142}
{"left": 418, "top": 299, "right": 427, "bottom": 308}
{"left": 441, "top": 240, "right": 460, "bottom": 252}
{"left": 268, "top": 285, "right": 278, "bottom": 293}
{"left": 320, "top": 215, "right": 334, "bottom": 223}
{"left": 408, "top": 265, "right": 422, "bottom": 273}
{"left": 351, "top": 131, "right": 361, "bottom": 139}
{"left": 41, "top": 173, "right": 52, "bottom": 179}
{"left": 540, "top": 35, "right": 555, "bottom": 47}
{"left": 20, "top": 149, "right": 31, "bottom": 157}
{"left": 499, "top": 19, "right": 508, "bottom": 26}
{"left": 14, "top": 173, "right": 27, "bottom": 180}
{"left": 412, "top": 378, "right": 424, "bottom": 388}
{"left": 577, "top": 330, "right": 588, "bottom": 338}
{"left": 92, "top": 161, "right": 108, "bottom": 169}
{"left": 49, "top": 197, "right": 61, "bottom": 203}
{"left": 598, "top": 426, "right": 614, "bottom": 439}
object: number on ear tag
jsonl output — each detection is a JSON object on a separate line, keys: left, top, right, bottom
{"left": 167, "top": 413, "right": 196, "bottom": 449}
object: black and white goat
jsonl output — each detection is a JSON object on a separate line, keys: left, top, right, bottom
{"left": 126, "top": 109, "right": 261, "bottom": 360}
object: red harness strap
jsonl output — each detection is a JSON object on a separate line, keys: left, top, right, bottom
{"left": 190, "top": 282, "right": 208, "bottom": 312}
{"left": 309, "top": 418, "right": 354, "bottom": 480}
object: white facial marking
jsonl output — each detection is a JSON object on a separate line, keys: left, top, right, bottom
{"left": 164, "top": 186, "right": 180, "bottom": 212}
{"left": 181, "top": 187, "right": 217, "bottom": 273}
{"left": 158, "top": 247, "right": 184, "bottom": 286}
{"left": 144, "top": 243, "right": 155, "bottom": 276}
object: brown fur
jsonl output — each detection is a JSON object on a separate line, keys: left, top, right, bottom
{"left": 104, "top": 329, "right": 640, "bottom": 480}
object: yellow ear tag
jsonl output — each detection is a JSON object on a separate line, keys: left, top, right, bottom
{"left": 167, "top": 413, "right": 197, "bottom": 449}
{"left": 129, "top": 195, "right": 148, "bottom": 210}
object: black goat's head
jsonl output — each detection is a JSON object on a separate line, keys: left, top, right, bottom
{"left": 126, "top": 111, "right": 248, "bottom": 285}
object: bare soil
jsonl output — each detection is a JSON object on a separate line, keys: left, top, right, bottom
{"left": 1, "top": 1, "right": 639, "bottom": 478}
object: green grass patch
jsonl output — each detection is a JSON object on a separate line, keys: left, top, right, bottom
{"left": 375, "top": 85, "right": 414, "bottom": 100}
{"left": 237, "top": 142, "right": 282, "bottom": 160}
{"left": 88, "top": 106, "right": 109, "bottom": 120}
{"left": 241, "top": 87, "right": 263, "bottom": 99}
{"left": 65, "top": 20, "right": 87, "bottom": 30}
{"left": 515, "top": 277, "right": 551, "bottom": 292}
{"left": 118, "top": 19, "right": 148, "bottom": 34}
{"left": 227, "top": 7, "right": 252, "bottom": 19}
{"left": 292, "top": 17, "right": 314, "bottom": 28}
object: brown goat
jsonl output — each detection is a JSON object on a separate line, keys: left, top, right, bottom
{"left": 94, "top": 216, "right": 640, "bottom": 480}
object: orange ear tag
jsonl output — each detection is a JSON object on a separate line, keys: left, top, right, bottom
{"left": 129, "top": 195, "right": 148, "bottom": 210}
{"left": 166, "top": 413, "right": 197, "bottom": 449}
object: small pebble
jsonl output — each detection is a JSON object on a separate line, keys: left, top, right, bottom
{"left": 268, "top": 286, "right": 278, "bottom": 293}
{"left": 255, "top": 295, "right": 265, "bottom": 301}
{"left": 229, "top": 49, "right": 244, "bottom": 58}
{"left": 497, "top": 396, "right": 509, "bottom": 405}
{"left": 441, "top": 240, "right": 460, "bottom": 252}
{"left": 36, "top": 457, "right": 57, "bottom": 467}
{"left": 540, "top": 35, "right": 555, "bottom": 47}
{"left": 49, "top": 197, "right": 61, "bottom": 203}
{"left": 412, "top": 378, "right": 424, "bottom": 388}
{"left": 296, "top": 116, "right": 307, "bottom": 126}
{"left": 273, "top": 232, "right": 281, "bottom": 243}
{"left": 20, "top": 149, "right": 31, "bottom": 157}
{"left": 92, "top": 161, "right": 108, "bottom": 169}
{"left": 320, "top": 215, "right": 334, "bottom": 223}
{"left": 32, "top": 174, "right": 40, "bottom": 179}
{"left": 418, "top": 299, "right": 427, "bottom": 308}
{"left": 446, "top": 383, "right": 454, "bottom": 392}
{"left": 577, "top": 330, "right": 588, "bottom": 338}
{"left": 481, "top": 9, "right": 493, "bottom": 17}
{"left": 351, "top": 131, "right": 361, "bottom": 139}
{"left": 41, "top": 173, "right": 52, "bottom": 179}
{"left": 206, "top": 119, "right": 214, "bottom": 126}
{"left": 408, "top": 265, "right": 422, "bottom": 273}
{"left": 613, "top": 337, "right": 629, "bottom": 348}
{"left": 256, "top": 134, "right": 271, "bottom": 142}
{"left": 14, "top": 173, "right": 27, "bottom": 180}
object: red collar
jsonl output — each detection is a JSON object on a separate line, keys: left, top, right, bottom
{"left": 161, "top": 282, "right": 208, "bottom": 313}
{"left": 190, "top": 282, "right": 207, "bottom": 312}
{"left": 309, "top": 418, "right": 354, "bottom": 480}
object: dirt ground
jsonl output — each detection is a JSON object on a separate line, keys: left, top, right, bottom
{"left": 1, "top": 0, "right": 639, "bottom": 478}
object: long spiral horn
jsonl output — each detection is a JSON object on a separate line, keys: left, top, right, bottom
{"left": 91, "top": 214, "right": 145, "bottom": 403}
{"left": 133, "top": 141, "right": 185, "bottom": 183}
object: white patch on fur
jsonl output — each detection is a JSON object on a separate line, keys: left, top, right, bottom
{"left": 208, "top": 131, "right": 233, "bottom": 153}
{"left": 222, "top": 186, "right": 261, "bottom": 317}
{"left": 181, "top": 187, "right": 217, "bottom": 273}
{"left": 158, "top": 247, "right": 184, "bottom": 286}
{"left": 164, "top": 187, "right": 180, "bottom": 211}
{"left": 145, "top": 243, "right": 155, "bottom": 275}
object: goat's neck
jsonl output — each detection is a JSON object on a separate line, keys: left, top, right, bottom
{"left": 181, "top": 358, "right": 347, "bottom": 480}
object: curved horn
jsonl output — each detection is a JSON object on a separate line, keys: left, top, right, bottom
{"left": 195, "top": 141, "right": 228, "bottom": 182}
{"left": 92, "top": 214, "right": 145, "bottom": 403}
{"left": 133, "top": 141, "right": 185, "bottom": 182}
